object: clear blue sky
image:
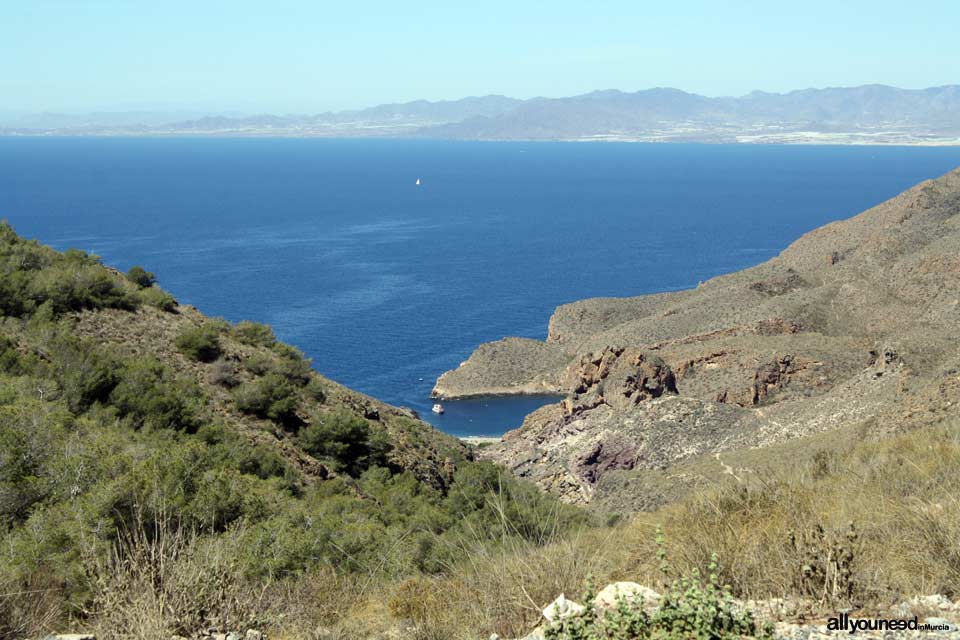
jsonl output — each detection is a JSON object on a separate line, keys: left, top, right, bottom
{"left": 3, "top": 0, "right": 958, "bottom": 113}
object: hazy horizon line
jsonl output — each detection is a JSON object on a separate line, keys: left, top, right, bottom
{"left": 6, "top": 81, "right": 959, "bottom": 119}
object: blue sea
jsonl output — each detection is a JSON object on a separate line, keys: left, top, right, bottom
{"left": 2, "top": 138, "right": 958, "bottom": 436}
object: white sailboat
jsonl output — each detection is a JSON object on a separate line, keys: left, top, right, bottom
{"left": 415, "top": 178, "right": 421, "bottom": 186}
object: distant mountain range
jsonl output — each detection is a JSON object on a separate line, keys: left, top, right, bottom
{"left": 6, "top": 85, "right": 960, "bottom": 144}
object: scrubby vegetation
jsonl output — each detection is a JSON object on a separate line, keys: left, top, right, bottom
{"left": 298, "top": 409, "right": 392, "bottom": 475}
{"left": 231, "top": 320, "right": 276, "bottom": 347}
{"left": 136, "top": 284, "right": 177, "bottom": 312}
{"left": 0, "top": 222, "right": 591, "bottom": 639}
{"left": 175, "top": 324, "right": 223, "bottom": 362}
{"left": 125, "top": 265, "right": 155, "bottom": 288}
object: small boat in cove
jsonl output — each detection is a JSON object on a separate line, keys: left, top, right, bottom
{"left": 432, "top": 403, "right": 445, "bottom": 414}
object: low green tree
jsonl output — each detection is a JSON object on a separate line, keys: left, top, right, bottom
{"left": 230, "top": 321, "right": 276, "bottom": 347}
{"left": 175, "top": 326, "right": 222, "bottom": 362}
{"left": 108, "top": 357, "right": 203, "bottom": 431}
{"left": 232, "top": 373, "right": 299, "bottom": 425}
{"left": 298, "top": 410, "right": 392, "bottom": 476}
{"left": 125, "top": 265, "right": 155, "bottom": 288}
{"left": 136, "top": 286, "right": 176, "bottom": 312}
{"left": 51, "top": 336, "right": 119, "bottom": 413}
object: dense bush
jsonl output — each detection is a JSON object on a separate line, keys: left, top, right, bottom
{"left": 275, "top": 353, "right": 313, "bottom": 386}
{"left": 125, "top": 265, "right": 156, "bottom": 288}
{"left": 0, "top": 222, "right": 140, "bottom": 318}
{"left": 0, "top": 334, "right": 31, "bottom": 375}
{"left": 175, "top": 325, "right": 222, "bottom": 362}
{"left": 31, "top": 263, "right": 135, "bottom": 313}
{"left": 0, "top": 401, "right": 70, "bottom": 525}
{"left": 241, "top": 352, "right": 273, "bottom": 376}
{"left": 232, "top": 373, "right": 299, "bottom": 424}
{"left": 108, "top": 357, "right": 203, "bottom": 431}
{"left": 298, "top": 410, "right": 392, "bottom": 476}
{"left": 208, "top": 359, "right": 239, "bottom": 388}
{"left": 137, "top": 286, "right": 177, "bottom": 312}
{"left": 305, "top": 378, "right": 327, "bottom": 403}
{"left": 50, "top": 336, "right": 120, "bottom": 413}
{"left": 231, "top": 321, "right": 276, "bottom": 347}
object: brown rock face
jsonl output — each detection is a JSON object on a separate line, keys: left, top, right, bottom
{"left": 561, "top": 347, "right": 677, "bottom": 416}
{"left": 573, "top": 433, "right": 641, "bottom": 485}
{"left": 750, "top": 355, "right": 800, "bottom": 405}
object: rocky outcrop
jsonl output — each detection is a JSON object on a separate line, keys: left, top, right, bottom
{"left": 559, "top": 348, "right": 677, "bottom": 416}
{"left": 487, "top": 393, "right": 761, "bottom": 503}
{"left": 441, "top": 167, "right": 960, "bottom": 506}
{"left": 432, "top": 337, "right": 571, "bottom": 398}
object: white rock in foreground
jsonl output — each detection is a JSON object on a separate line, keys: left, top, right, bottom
{"left": 594, "top": 582, "right": 661, "bottom": 612}
{"left": 543, "top": 593, "right": 585, "bottom": 622}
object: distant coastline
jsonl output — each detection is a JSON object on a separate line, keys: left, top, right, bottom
{"left": 5, "top": 83, "right": 960, "bottom": 146}
{"left": 4, "top": 131, "right": 960, "bottom": 146}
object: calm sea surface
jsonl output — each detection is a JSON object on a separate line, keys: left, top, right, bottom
{"left": 2, "top": 138, "right": 959, "bottom": 436}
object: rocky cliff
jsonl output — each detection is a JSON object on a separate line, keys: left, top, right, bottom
{"left": 434, "top": 168, "right": 960, "bottom": 505}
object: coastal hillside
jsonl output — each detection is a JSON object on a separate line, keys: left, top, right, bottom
{"left": 435, "top": 168, "right": 960, "bottom": 507}
{"left": 0, "top": 222, "right": 587, "bottom": 639}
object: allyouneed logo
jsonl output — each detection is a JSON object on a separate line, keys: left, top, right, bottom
{"left": 827, "top": 613, "right": 951, "bottom": 634}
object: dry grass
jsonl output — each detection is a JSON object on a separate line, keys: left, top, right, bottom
{"left": 84, "top": 503, "right": 271, "bottom": 640}
{"left": 363, "top": 487, "right": 626, "bottom": 639}
{"left": 618, "top": 420, "right": 960, "bottom": 610}
{"left": 0, "top": 571, "right": 64, "bottom": 640}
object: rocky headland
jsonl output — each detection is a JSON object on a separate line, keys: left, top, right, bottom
{"left": 434, "top": 168, "right": 960, "bottom": 506}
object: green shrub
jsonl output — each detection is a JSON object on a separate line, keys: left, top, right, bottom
{"left": 125, "top": 265, "right": 155, "bottom": 288}
{"left": 443, "top": 462, "right": 589, "bottom": 544}
{"left": 232, "top": 373, "right": 299, "bottom": 425}
{"left": 137, "top": 286, "right": 177, "bottom": 312}
{"left": 30, "top": 264, "right": 135, "bottom": 313}
{"left": 0, "top": 402, "right": 69, "bottom": 524}
{"left": 298, "top": 410, "right": 391, "bottom": 476}
{"left": 275, "top": 354, "right": 312, "bottom": 386}
{"left": 241, "top": 353, "right": 273, "bottom": 376}
{"left": 236, "top": 446, "right": 289, "bottom": 480}
{"left": 305, "top": 378, "right": 327, "bottom": 403}
{"left": 26, "top": 300, "right": 56, "bottom": 330}
{"left": 0, "top": 271, "right": 32, "bottom": 316}
{"left": 239, "top": 348, "right": 313, "bottom": 387}
{"left": 231, "top": 321, "right": 276, "bottom": 347}
{"left": 188, "top": 469, "right": 266, "bottom": 531}
{"left": 0, "top": 334, "right": 27, "bottom": 375}
{"left": 273, "top": 343, "right": 305, "bottom": 361}
{"left": 208, "top": 359, "right": 239, "bottom": 388}
{"left": 108, "top": 357, "right": 203, "bottom": 431}
{"left": 175, "top": 326, "right": 222, "bottom": 362}
{"left": 51, "top": 337, "right": 119, "bottom": 413}
{"left": 0, "top": 222, "right": 137, "bottom": 318}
